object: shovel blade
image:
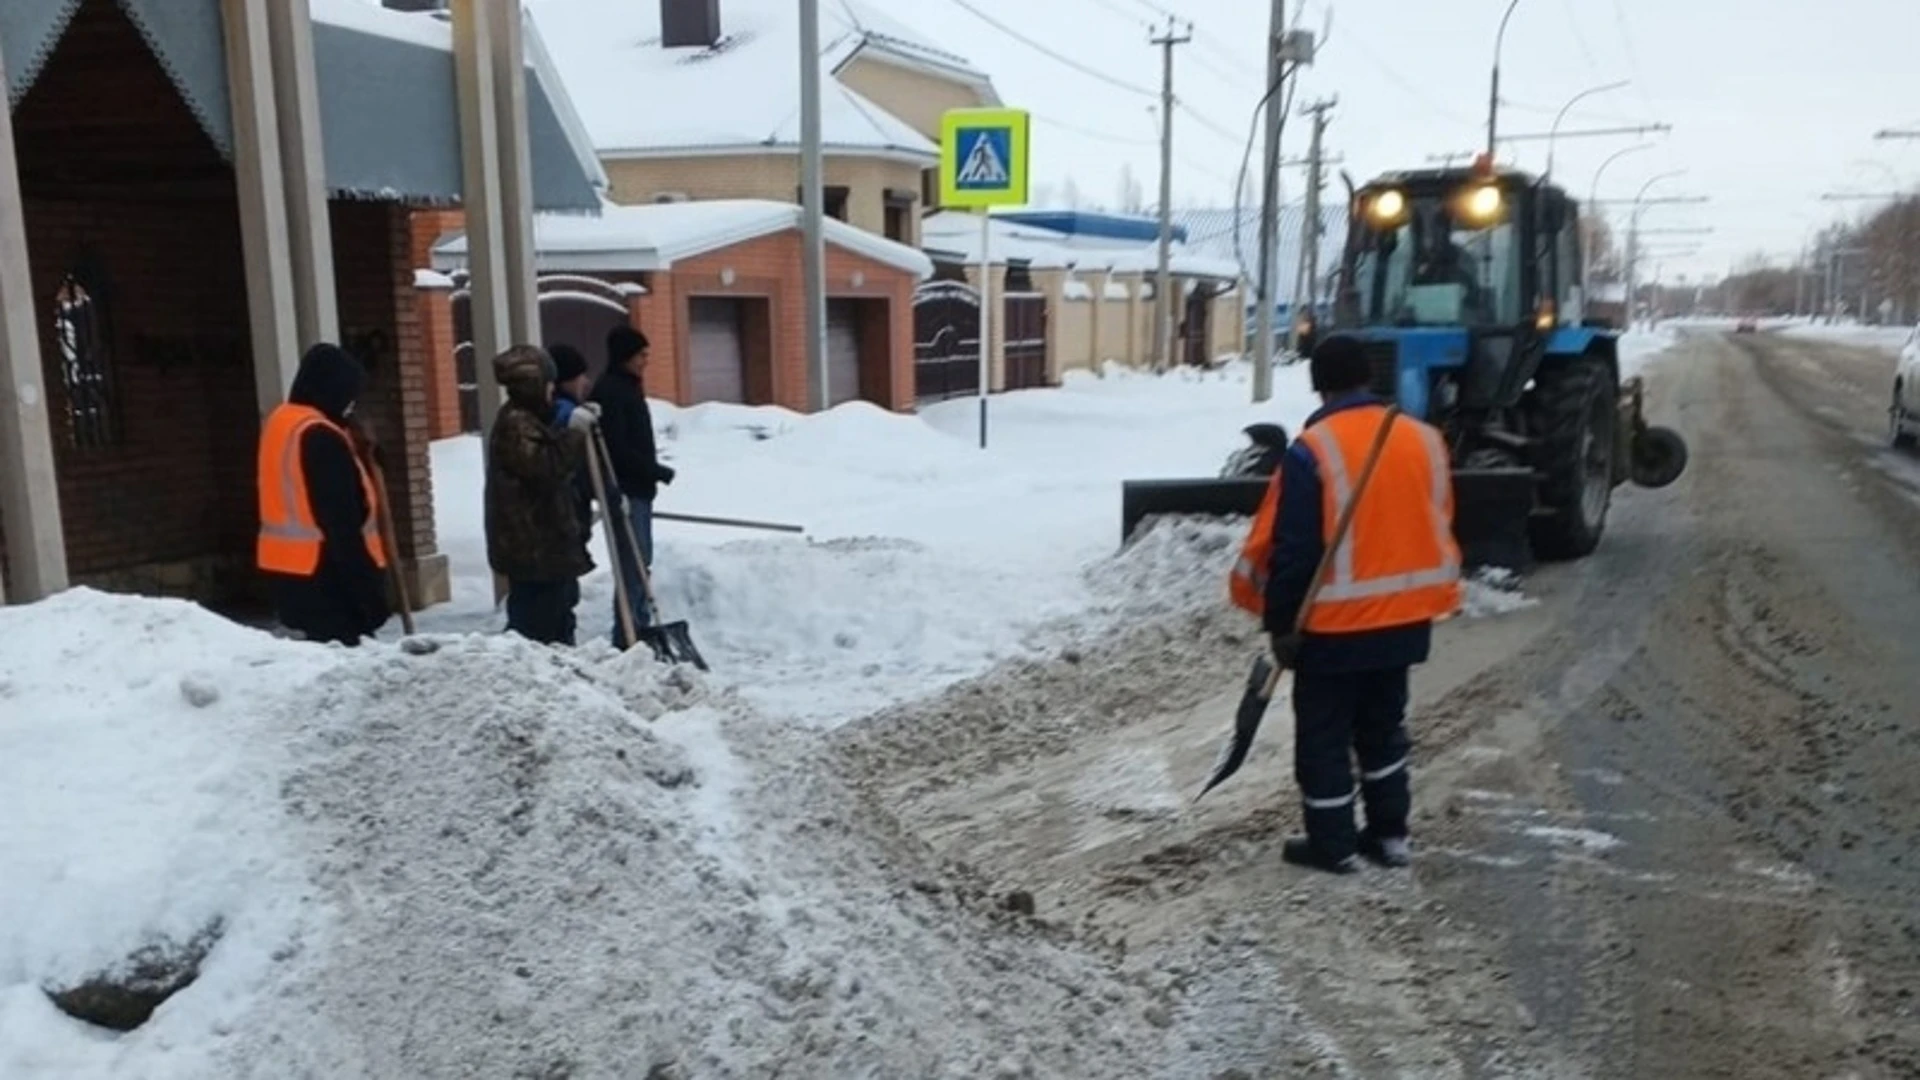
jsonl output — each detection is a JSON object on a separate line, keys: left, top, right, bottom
{"left": 1194, "top": 654, "right": 1279, "bottom": 802}
{"left": 636, "top": 620, "right": 708, "bottom": 671}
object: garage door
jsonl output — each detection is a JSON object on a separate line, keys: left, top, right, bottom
{"left": 827, "top": 300, "right": 862, "bottom": 406}
{"left": 688, "top": 298, "right": 747, "bottom": 404}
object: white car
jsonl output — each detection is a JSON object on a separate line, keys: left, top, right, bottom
{"left": 1896, "top": 324, "right": 1920, "bottom": 449}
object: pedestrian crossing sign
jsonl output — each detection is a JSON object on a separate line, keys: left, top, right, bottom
{"left": 940, "top": 108, "right": 1030, "bottom": 209}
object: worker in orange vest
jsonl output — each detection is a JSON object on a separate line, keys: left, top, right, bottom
{"left": 1232, "top": 334, "right": 1462, "bottom": 874}
{"left": 256, "top": 343, "right": 391, "bottom": 645}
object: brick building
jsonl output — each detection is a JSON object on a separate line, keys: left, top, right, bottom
{"left": 430, "top": 201, "right": 932, "bottom": 418}
{"left": 0, "top": 0, "right": 600, "bottom": 608}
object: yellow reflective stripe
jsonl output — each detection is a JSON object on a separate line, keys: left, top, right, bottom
{"left": 1300, "top": 426, "right": 1357, "bottom": 588}
{"left": 1315, "top": 563, "right": 1462, "bottom": 602}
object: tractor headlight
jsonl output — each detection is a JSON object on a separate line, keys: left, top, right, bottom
{"left": 1457, "top": 182, "right": 1505, "bottom": 226}
{"left": 1365, "top": 188, "right": 1408, "bottom": 227}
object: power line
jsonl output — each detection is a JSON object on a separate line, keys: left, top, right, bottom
{"left": 1033, "top": 112, "right": 1159, "bottom": 147}
{"left": 1558, "top": 0, "right": 1603, "bottom": 77}
{"left": 943, "top": 0, "right": 1154, "bottom": 98}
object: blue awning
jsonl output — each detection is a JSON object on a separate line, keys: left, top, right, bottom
{"left": 3, "top": 0, "right": 602, "bottom": 212}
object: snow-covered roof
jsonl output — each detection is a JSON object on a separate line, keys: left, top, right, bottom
{"left": 2, "top": 0, "right": 604, "bottom": 211}
{"left": 432, "top": 198, "right": 935, "bottom": 279}
{"left": 920, "top": 212, "right": 1240, "bottom": 280}
{"left": 823, "top": 0, "right": 998, "bottom": 103}
{"left": 525, "top": 0, "right": 940, "bottom": 162}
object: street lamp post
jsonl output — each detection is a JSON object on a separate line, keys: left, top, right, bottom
{"left": 1626, "top": 169, "right": 1684, "bottom": 329}
{"left": 1486, "top": 0, "right": 1522, "bottom": 160}
{"left": 1546, "top": 79, "right": 1629, "bottom": 178}
{"left": 1585, "top": 142, "right": 1653, "bottom": 298}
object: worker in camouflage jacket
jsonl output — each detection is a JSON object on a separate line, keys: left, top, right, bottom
{"left": 484, "top": 344, "right": 598, "bottom": 646}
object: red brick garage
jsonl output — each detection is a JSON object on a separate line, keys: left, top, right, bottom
{"left": 430, "top": 201, "right": 930, "bottom": 416}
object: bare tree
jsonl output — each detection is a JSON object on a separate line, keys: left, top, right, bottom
{"left": 1116, "top": 164, "right": 1145, "bottom": 215}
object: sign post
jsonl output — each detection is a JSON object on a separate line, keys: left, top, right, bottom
{"left": 939, "top": 107, "right": 1030, "bottom": 449}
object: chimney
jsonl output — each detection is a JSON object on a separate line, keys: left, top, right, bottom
{"left": 661, "top": 0, "right": 721, "bottom": 49}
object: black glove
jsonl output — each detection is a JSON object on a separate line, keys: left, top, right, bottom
{"left": 1268, "top": 632, "right": 1303, "bottom": 670}
{"left": 656, "top": 464, "right": 677, "bottom": 487}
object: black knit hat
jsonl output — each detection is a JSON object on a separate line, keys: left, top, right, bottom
{"left": 607, "top": 325, "right": 650, "bottom": 366}
{"left": 1309, "top": 334, "right": 1371, "bottom": 394}
{"left": 550, "top": 343, "right": 589, "bottom": 383}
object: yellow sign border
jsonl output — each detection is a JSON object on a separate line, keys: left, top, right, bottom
{"left": 939, "top": 107, "right": 1031, "bottom": 209}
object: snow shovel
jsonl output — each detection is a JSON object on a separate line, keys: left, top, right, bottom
{"left": 357, "top": 440, "right": 416, "bottom": 636}
{"left": 585, "top": 427, "right": 708, "bottom": 671}
{"left": 1194, "top": 405, "right": 1403, "bottom": 803}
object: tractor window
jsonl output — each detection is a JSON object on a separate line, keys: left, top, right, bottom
{"left": 1355, "top": 208, "right": 1520, "bottom": 327}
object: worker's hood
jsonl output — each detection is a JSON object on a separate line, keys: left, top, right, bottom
{"left": 287, "top": 343, "right": 365, "bottom": 423}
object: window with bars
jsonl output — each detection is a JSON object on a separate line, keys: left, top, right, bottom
{"left": 53, "top": 272, "right": 121, "bottom": 448}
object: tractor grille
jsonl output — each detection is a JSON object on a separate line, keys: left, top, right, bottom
{"left": 1362, "top": 340, "right": 1399, "bottom": 401}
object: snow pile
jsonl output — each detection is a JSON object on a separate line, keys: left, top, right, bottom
{"left": 1619, "top": 325, "right": 1680, "bottom": 378}
{"left": 422, "top": 362, "right": 1325, "bottom": 723}
{"left": 1781, "top": 321, "right": 1913, "bottom": 353}
{"left": 1461, "top": 567, "right": 1539, "bottom": 618}
{"left": 2, "top": 591, "right": 1198, "bottom": 1079}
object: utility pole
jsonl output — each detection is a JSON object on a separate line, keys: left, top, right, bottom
{"left": 1150, "top": 16, "right": 1191, "bottom": 373}
{"left": 1288, "top": 98, "right": 1335, "bottom": 353}
{"left": 1251, "top": 0, "right": 1284, "bottom": 402}
{"left": 799, "top": 0, "right": 828, "bottom": 409}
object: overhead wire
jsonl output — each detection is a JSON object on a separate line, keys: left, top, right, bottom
{"left": 941, "top": 0, "right": 1155, "bottom": 98}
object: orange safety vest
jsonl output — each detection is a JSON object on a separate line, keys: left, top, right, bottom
{"left": 1230, "top": 404, "right": 1461, "bottom": 631}
{"left": 256, "top": 403, "right": 387, "bottom": 576}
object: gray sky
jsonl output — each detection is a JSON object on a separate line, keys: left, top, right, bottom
{"left": 899, "top": 0, "right": 1920, "bottom": 280}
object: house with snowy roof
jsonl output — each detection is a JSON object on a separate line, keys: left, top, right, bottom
{"left": 394, "top": 0, "right": 1003, "bottom": 428}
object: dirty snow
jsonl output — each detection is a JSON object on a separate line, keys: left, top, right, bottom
{"left": 0, "top": 590, "right": 1205, "bottom": 1079}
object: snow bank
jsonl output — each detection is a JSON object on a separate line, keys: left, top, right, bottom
{"left": 1619, "top": 325, "right": 1679, "bottom": 378}
{"left": 421, "top": 361, "right": 1327, "bottom": 724}
{"left": 1, "top": 591, "right": 1200, "bottom": 1078}
{"left": 1780, "top": 321, "right": 1912, "bottom": 353}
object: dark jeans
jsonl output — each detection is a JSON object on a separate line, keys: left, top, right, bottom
{"left": 610, "top": 495, "right": 655, "bottom": 645}
{"left": 506, "top": 578, "right": 581, "bottom": 646}
{"left": 1293, "top": 666, "right": 1413, "bottom": 860}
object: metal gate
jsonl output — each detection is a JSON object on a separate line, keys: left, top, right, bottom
{"left": 913, "top": 280, "right": 981, "bottom": 402}
{"left": 1182, "top": 282, "right": 1213, "bottom": 368}
{"left": 451, "top": 273, "right": 636, "bottom": 431}
{"left": 1002, "top": 292, "right": 1048, "bottom": 390}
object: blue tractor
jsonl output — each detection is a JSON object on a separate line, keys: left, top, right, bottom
{"left": 1122, "top": 160, "right": 1688, "bottom": 569}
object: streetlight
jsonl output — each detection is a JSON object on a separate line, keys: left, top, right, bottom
{"left": 1626, "top": 169, "right": 1685, "bottom": 328}
{"left": 1546, "top": 79, "right": 1630, "bottom": 178}
{"left": 1486, "top": 0, "right": 1522, "bottom": 159}
{"left": 1585, "top": 142, "right": 1654, "bottom": 292}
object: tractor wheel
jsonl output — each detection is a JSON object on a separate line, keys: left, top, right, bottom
{"left": 1631, "top": 425, "right": 1689, "bottom": 488}
{"left": 1527, "top": 357, "right": 1615, "bottom": 561}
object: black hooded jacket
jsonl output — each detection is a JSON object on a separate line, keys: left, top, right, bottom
{"left": 266, "top": 344, "right": 390, "bottom": 643}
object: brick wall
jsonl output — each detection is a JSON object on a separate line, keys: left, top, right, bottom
{"left": 408, "top": 209, "right": 465, "bottom": 440}
{"left": 333, "top": 201, "right": 442, "bottom": 592}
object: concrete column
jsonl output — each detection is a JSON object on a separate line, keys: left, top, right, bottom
{"left": 221, "top": 0, "right": 302, "bottom": 415}
{"left": 1036, "top": 268, "right": 1067, "bottom": 384}
{"left": 1126, "top": 275, "right": 1146, "bottom": 367}
{"left": 451, "top": 0, "right": 508, "bottom": 438}
{"left": 965, "top": 263, "right": 1009, "bottom": 391}
{"left": 488, "top": 0, "right": 540, "bottom": 347}
{"left": 0, "top": 49, "right": 69, "bottom": 602}
{"left": 1087, "top": 269, "right": 1109, "bottom": 369}
{"left": 264, "top": 0, "right": 338, "bottom": 349}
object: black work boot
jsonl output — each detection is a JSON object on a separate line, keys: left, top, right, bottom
{"left": 1282, "top": 836, "right": 1360, "bottom": 875}
{"left": 1359, "top": 832, "right": 1412, "bottom": 869}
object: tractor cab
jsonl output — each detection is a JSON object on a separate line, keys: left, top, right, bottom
{"left": 1329, "top": 162, "right": 1591, "bottom": 425}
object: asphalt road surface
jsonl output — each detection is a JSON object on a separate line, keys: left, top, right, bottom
{"left": 841, "top": 327, "right": 1920, "bottom": 1078}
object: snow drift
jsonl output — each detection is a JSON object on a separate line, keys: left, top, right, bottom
{"left": 0, "top": 591, "right": 1196, "bottom": 1079}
